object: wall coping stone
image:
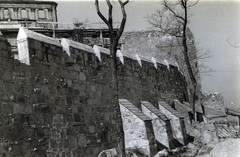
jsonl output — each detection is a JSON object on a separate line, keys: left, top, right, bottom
{"left": 174, "top": 99, "right": 191, "bottom": 112}
{"left": 17, "top": 27, "right": 61, "bottom": 47}
{"left": 183, "top": 101, "right": 203, "bottom": 113}
{"left": 119, "top": 99, "right": 151, "bottom": 121}
{"left": 141, "top": 101, "right": 169, "bottom": 121}
{"left": 159, "top": 101, "right": 184, "bottom": 118}
{"left": 16, "top": 27, "right": 180, "bottom": 71}
{"left": 61, "top": 38, "right": 94, "bottom": 56}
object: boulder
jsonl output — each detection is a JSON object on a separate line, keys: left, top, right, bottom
{"left": 202, "top": 92, "right": 226, "bottom": 119}
{"left": 189, "top": 122, "right": 219, "bottom": 146}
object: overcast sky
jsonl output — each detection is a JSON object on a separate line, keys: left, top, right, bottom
{"left": 54, "top": 0, "right": 240, "bottom": 109}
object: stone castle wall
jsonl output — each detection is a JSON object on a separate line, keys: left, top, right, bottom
{"left": 0, "top": 28, "right": 188, "bottom": 157}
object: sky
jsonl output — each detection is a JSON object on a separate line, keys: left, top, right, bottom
{"left": 53, "top": 0, "right": 240, "bottom": 109}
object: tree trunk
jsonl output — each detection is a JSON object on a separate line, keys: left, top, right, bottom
{"left": 110, "top": 39, "right": 126, "bottom": 157}
{"left": 182, "top": 0, "right": 197, "bottom": 120}
{"left": 95, "top": 1, "right": 128, "bottom": 155}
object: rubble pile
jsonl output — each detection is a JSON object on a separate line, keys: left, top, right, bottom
{"left": 202, "top": 92, "right": 226, "bottom": 119}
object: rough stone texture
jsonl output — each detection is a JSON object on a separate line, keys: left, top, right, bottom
{"left": 158, "top": 101, "right": 188, "bottom": 145}
{"left": 189, "top": 121, "right": 219, "bottom": 146}
{"left": 122, "top": 30, "right": 201, "bottom": 100}
{"left": 183, "top": 101, "right": 204, "bottom": 122}
{"left": 119, "top": 99, "right": 157, "bottom": 157}
{"left": 212, "top": 115, "right": 239, "bottom": 138}
{"left": 141, "top": 101, "right": 175, "bottom": 149}
{"left": 0, "top": 29, "right": 188, "bottom": 157}
{"left": 202, "top": 93, "right": 226, "bottom": 119}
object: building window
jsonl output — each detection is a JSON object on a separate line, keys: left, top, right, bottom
{"left": 3, "top": 9, "right": 10, "bottom": 19}
{"left": 21, "top": 9, "right": 28, "bottom": 19}
{"left": 38, "top": 10, "right": 45, "bottom": 19}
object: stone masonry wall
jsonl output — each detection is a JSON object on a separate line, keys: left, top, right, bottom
{"left": 0, "top": 29, "right": 188, "bottom": 157}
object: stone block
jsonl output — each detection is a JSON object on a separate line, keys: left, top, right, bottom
{"left": 3, "top": 127, "right": 14, "bottom": 140}
{"left": 78, "top": 135, "right": 87, "bottom": 147}
{"left": 33, "top": 103, "right": 51, "bottom": 113}
{"left": 11, "top": 144, "right": 24, "bottom": 156}
{"left": 49, "top": 139, "right": 57, "bottom": 149}
{"left": 4, "top": 83, "right": 13, "bottom": 93}
{"left": 73, "top": 114, "right": 84, "bottom": 122}
{"left": 2, "top": 102, "right": 13, "bottom": 115}
{"left": 63, "top": 114, "right": 74, "bottom": 122}
{"left": 43, "top": 128, "right": 51, "bottom": 137}
{"left": 13, "top": 104, "right": 25, "bottom": 114}
{"left": 68, "top": 137, "right": 77, "bottom": 148}
{"left": 29, "top": 113, "right": 44, "bottom": 126}
{"left": 66, "top": 126, "right": 77, "bottom": 136}
{"left": 78, "top": 124, "right": 88, "bottom": 134}
{"left": 79, "top": 72, "right": 86, "bottom": 81}
{"left": 89, "top": 126, "right": 95, "bottom": 134}
{"left": 68, "top": 88, "right": 79, "bottom": 96}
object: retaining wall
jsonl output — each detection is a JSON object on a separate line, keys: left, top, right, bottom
{"left": 0, "top": 27, "right": 188, "bottom": 157}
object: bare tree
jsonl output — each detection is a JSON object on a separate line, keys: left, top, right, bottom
{"left": 147, "top": 0, "right": 199, "bottom": 120}
{"left": 73, "top": 18, "right": 90, "bottom": 29}
{"left": 72, "top": 18, "right": 91, "bottom": 43}
{"left": 95, "top": 0, "right": 129, "bottom": 156}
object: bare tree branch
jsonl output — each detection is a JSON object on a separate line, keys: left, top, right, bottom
{"left": 116, "top": 0, "right": 129, "bottom": 40}
{"left": 106, "top": 0, "right": 113, "bottom": 32}
{"left": 147, "top": 0, "right": 200, "bottom": 120}
{"left": 187, "top": 0, "right": 199, "bottom": 7}
{"left": 163, "top": 0, "right": 185, "bottom": 21}
{"left": 95, "top": 0, "right": 110, "bottom": 28}
{"left": 227, "top": 38, "right": 240, "bottom": 48}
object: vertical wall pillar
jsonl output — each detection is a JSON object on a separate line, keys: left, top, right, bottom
{"left": 51, "top": 6, "right": 57, "bottom": 22}
{"left": 44, "top": 9, "right": 49, "bottom": 20}
{"left": 0, "top": 8, "right": 3, "bottom": 20}
{"left": 8, "top": 8, "right": 14, "bottom": 20}
{"left": 26, "top": 8, "right": 31, "bottom": 19}
{"left": 48, "top": 9, "right": 52, "bottom": 20}
{"left": 30, "top": 9, "right": 35, "bottom": 20}
{"left": 12, "top": 8, "right": 18, "bottom": 20}
{"left": 18, "top": 8, "right": 22, "bottom": 19}
{"left": 35, "top": 8, "right": 39, "bottom": 20}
